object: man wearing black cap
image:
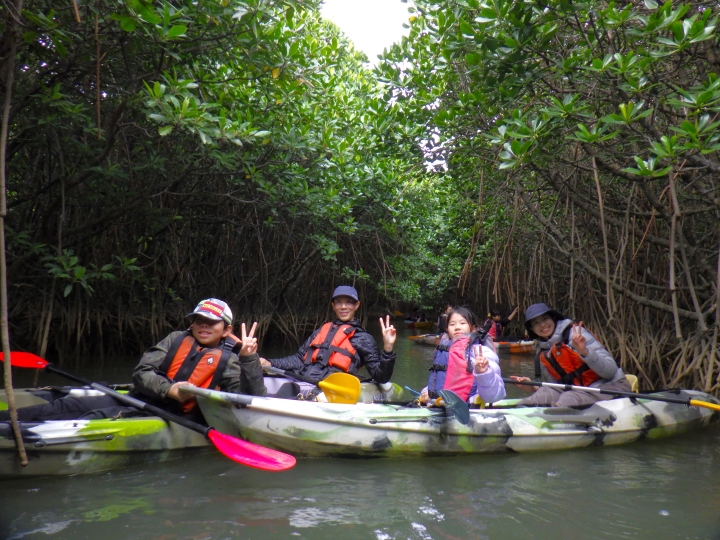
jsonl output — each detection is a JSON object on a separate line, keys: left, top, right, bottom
{"left": 260, "top": 285, "right": 397, "bottom": 385}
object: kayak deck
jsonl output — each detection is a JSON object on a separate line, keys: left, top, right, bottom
{"left": 191, "top": 387, "right": 720, "bottom": 457}
{"left": 0, "top": 387, "right": 210, "bottom": 478}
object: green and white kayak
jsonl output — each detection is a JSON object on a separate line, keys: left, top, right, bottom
{"left": 189, "top": 386, "right": 720, "bottom": 457}
{"left": 0, "top": 387, "right": 209, "bottom": 478}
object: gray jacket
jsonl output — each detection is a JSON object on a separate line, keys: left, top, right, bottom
{"left": 537, "top": 319, "right": 625, "bottom": 387}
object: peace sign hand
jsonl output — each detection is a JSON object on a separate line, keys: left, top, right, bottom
{"left": 571, "top": 322, "right": 589, "bottom": 357}
{"left": 473, "top": 344, "right": 489, "bottom": 374}
{"left": 379, "top": 315, "right": 396, "bottom": 352}
{"left": 240, "top": 322, "right": 258, "bottom": 356}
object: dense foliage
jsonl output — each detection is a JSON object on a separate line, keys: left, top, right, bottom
{"left": 0, "top": 0, "right": 428, "bottom": 355}
{"left": 3, "top": 0, "right": 720, "bottom": 392}
{"left": 379, "top": 0, "right": 720, "bottom": 390}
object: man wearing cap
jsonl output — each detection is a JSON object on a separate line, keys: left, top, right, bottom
{"left": 259, "top": 286, "right": 397, "bottom": 386}
{"left": 132, "top": 298, "right": 266, "bottom": 415}
{"left": 510, "top": 303, "right": 631, "bottom": 407}
{"left": 0, "top": 298, "right": 266, "bottom": 422}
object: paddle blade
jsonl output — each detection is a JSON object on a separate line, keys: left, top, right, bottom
{"left": 207, "top": 429, "right": 296, "bottom": 471}
{"left": 318, "top": 373, "right": 361, "bottom": 404}
{"left": 438, "top": 390, "right": 470, "bottom": 425}
{"left": 0, "top": 352, "right": 48, "bottom": 369}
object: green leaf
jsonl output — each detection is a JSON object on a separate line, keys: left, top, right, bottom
{"left": 167, "top": 25, "right": 187, "bottom": 38}
{"left": 120, "top": 16, "right": 137, "bottom": 32}
{"left": 158, "top": 125, "right": 174, "bottom": 136}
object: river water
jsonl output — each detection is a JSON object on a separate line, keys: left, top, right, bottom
{"left": 2, "top": 322, "right": 720, "bottom": 539}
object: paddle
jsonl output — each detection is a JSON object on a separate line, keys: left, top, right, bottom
{"left": 264, "top": 366, "right": 361, "bottom": 404}
{"left": 400, "top": 386, "right": 469, "bottom": 423}
{"left": 504, "top": 377, "right": 720, "bottom": 412}
{"left": 438, "top": 389, "right": 470, "bottom": 425}
{"left": 0, "top": 353, "right": 296, "bottom": 471}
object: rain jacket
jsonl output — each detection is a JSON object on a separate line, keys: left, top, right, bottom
{"left": 269, "top": 319, "right": 395, "bottom": 384}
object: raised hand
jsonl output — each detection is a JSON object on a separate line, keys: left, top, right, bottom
{"left": 240, "top": 321, "right": 259, "bottom": 356}
{"left": 473, "top": 344, "right": 489, "bottom": 374}
{"left": 379, "top": 315, "right": 396, "bottom": 352}
{"left": 571, "top": 322, "right": 589, "bottom": 357}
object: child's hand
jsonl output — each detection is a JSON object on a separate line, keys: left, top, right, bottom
{"left": 240, "top": 322, "right": 258, "bottom": 356}
{"left": 380, "top": 315, "right": 396, "bottom": 352}
{"left": 419, "top": 388, "right": 429, "bottom": 405}
{"left": 571, "top": 322, "right": 589, "bottom": 357}
{"left": 473, "top": 344, "right": 488, "bottom": 374}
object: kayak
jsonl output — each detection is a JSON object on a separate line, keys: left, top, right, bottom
{"left": 494, "top": 340, "right": 535, "bottom": 354}
{"left": 0, "top": 387, "right": 210, "bottom": 478}
{"left": 189, "top": 386, "right": 720, "bottom": 457}
{"left": 408, "top": 333, "right": 441, "bottom": 346}
{"left": 404, "top": 320, "right": 435, "bottom": 329}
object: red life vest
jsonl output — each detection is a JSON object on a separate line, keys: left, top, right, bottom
{"left": 540, "top": 325, "right": 602, "bottom": 387}
{"left": 159, "top": 331, "right": 236, "bottom": 412}
{"left": 302, "top": 322, "right": 357, "bottom": 372}
{"left": 484, "top": 319, "right": 502, "bottom": 340}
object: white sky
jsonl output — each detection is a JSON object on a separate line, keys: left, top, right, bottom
{"left": 320, "top": 0, "right": 412, "bottom": 63}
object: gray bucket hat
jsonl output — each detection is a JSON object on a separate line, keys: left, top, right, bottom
{"left": 524, "top": 303, "right": 564, "bottom": 339}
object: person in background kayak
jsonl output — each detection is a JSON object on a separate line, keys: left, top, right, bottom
{"left": 511, "top": 303, "right": 631, "bottom": 407}
{"left": 0, "top": 298, "right": 265, "bottom": 422}
{"left": 437, "top": 305, "right": 453, "bottom": 334}
{"left": 420, "top": 306, "right": 506, "bottom": 405}
{"left": 484, "top": 307, "right": 519, "bottom": 341}
{"left": 259, "top": 285, "right": 396, "bottom": 386}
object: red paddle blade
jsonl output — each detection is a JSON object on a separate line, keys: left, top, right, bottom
{"left": 0, "top": 352, "right": 48, "bottom": 369}
{"left": 208, "top": 429, "right": 296, "bottom": 471}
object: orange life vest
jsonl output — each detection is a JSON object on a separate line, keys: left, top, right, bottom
{"left": 159, "top": 331, "right": 236, "bottom": 412}
{"left": 540, "top": 325, "right": 602, "bottom": 387}
{"left": 302, "top": 322, "right": 357, "bottom": 372}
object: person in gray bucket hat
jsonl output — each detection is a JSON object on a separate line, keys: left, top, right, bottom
{"left": 510, "top": 303, "right": 632, "bottom": 407}
{"left": 260, "top": 286, "right": 397, "bottom": 392}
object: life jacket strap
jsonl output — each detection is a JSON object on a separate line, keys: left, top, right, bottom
{"left": 428, "top": 363, "right": 448, "bottom": 372}
{"left": 159, "top": 330, "right": 192, "bottom": 377}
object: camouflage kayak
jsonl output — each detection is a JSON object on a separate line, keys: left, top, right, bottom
{"left": 189, "top": 386, "right": 720, "bottom": 457}
{"left": 0, "top": 387, "right": 209, "bottom": 478}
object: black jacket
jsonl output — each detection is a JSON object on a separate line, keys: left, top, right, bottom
{"left": 269, "top": 319, "right": 395, "bottom": 384}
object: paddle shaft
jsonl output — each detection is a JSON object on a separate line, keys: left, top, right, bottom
{"left": 504, "top": 377, "right": 720, "bottom": 410}
{"left": 45, "top": 364, "right": 211, "bottom": 436}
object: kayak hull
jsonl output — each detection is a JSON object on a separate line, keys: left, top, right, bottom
{"left": 408, "top": 334, "right": 441, "bottom": 346}
{"left": 0, "top": 388, "right": 210, "bottom": 478}
{"left": 404, "top": 320, "right": 435, "bottom": 329}
{"left": 191, "top": 387, "right": 720, "bottom": 457}
{"left": 494, "top": 340, "right": 535, "bottom": 354}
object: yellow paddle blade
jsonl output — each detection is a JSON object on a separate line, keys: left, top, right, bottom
{"left": 690, "top": 399, "right": 720, "bottom": 412}
{"left": 318, "top": 373, "right": 361, "bottom": 404}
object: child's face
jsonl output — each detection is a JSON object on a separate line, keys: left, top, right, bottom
{"left": 529, "top": 314, "right": 555, "bottom": 339}
{"left": 191, "top": 316, "right": 231, "bottom": 347}
{"left": 447, "top": 313, "right": 473, "bottom": 338}
{"left": 492, "top": 315, "right": 502, "bottom": 322}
